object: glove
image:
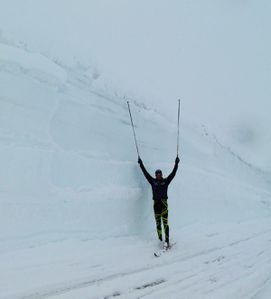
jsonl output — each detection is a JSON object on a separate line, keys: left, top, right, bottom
{"left": 175, "top": 156, "right": 180, "bottom": 164}
{"left": 138, "top": 157, "right": 143, "bottom": 165}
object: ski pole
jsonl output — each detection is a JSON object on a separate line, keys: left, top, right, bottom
{"left": 177, "top": 99, "right": 181, "bottom": 157}
{"left": 127, "top": 101, "right": 140, "bottom": 157}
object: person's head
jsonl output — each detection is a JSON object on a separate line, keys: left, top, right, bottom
{"left": 155, "top": 169, "right": 163, "bottom": 180}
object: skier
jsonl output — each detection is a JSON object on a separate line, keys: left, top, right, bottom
{"left": 138, "top": 156, "right": 180, "bottom": 249}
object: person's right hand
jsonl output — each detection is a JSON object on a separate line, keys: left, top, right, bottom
{"left": 175, "top": 156, "right": 180, "bottom": 164}
{"left": 138, "top": 157, "right": 143, "bottom": 164}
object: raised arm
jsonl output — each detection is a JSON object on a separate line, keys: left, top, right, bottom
{"left": 138, "top": 157, "right": 154, "bottom": 185}
{"left": 166, "top": 156, "right": 180, "bottom": 185}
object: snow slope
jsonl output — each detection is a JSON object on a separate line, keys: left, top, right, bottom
{"left": 0, "top": 1, "right": 271, "bottom": 298}
{"left": 1, "top": 0, "right": 271, "bottom": 172}
{"left": 1, "top": 39, "right": 271, "bottom": 299}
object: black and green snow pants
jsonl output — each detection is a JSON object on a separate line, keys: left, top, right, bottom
{"left": 153, "top": 199, "right": 169, "bottom": 243}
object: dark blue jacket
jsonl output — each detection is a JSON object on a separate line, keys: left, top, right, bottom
{"left": 139, "top": 161, "right": 178, "bottom": 201}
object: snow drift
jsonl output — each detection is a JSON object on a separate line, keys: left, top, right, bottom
{"left": 0, "top": 41, "right": 270, "bottom": 244}
{"left": 0, "top": 1, "right": 271, "bottom": 298}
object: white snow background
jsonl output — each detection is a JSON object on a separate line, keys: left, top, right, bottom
{"left": 0, "top": 1, "right": 271, "bottom": 298}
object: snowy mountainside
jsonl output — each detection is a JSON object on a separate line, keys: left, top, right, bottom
{"left": 0, "top": 41, "right": 270, "bottom": 245}
{"left": 1, "top": 1, "right": 271, "bottom": 297}
{"left": 1, "top": 0, "right": 270, "bottom": 173}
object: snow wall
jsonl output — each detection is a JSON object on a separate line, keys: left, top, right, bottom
{"left": 1, "top": 42, "right": 271, "bottom": 245}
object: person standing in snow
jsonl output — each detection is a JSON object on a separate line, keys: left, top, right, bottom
{"left": 138, "top": 156, "right": 180, "bottom": 248}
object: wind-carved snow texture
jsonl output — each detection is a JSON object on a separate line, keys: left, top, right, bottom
{"left": 0, "top": 42, "right": 271, "bottom": 299}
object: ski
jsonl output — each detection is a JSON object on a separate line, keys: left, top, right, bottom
{"left": 154, "top": 242, "right": 176, "bottom": 257}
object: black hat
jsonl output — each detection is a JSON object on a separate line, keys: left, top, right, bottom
{"left": 155, "top": 169, "right": 162, "bottom": 175}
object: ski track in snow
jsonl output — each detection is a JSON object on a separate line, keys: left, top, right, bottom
{"left": 2, "top": 221, "right": 271, "bottom": 299}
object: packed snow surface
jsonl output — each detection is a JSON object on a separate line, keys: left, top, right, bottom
{"left": 0, "top": 1, "right": 271, "bottom": 298}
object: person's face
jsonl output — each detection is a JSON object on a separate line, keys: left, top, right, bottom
{"left": 155, "top": 171, "right": 163, "bottom": 180}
